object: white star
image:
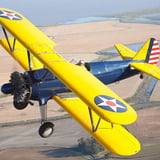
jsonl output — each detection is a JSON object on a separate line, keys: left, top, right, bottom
{"left": 97, "top": 96, "right": 126, "bottom": 112}
{"left": 0, "top": 11, "right": 21, "bottom": 20}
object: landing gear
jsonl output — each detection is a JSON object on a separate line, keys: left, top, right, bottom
{"left": 140, "top": 73, "right": 144, "bottom": 79}
{"left": 39, "top": 122, "right": 54, "bottom": 138}
{"left": 39, "top": 103, "right": 54, "bottom": 138}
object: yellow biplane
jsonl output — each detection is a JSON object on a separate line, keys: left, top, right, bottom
{"left": 3, "top": 8, "right": 159, "bottom": 156}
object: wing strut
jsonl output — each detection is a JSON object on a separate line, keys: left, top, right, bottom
{"left": 27, "top": 50, "right": 32, "bottom": 71}
{"left": 1, "top": 26, "right": 33, "bottom": 71}
{"left": 88, "top": 107, "right": 114, "bottom": 132}
{"left": 88, "top": 107, "right": 101, "bottom": 132}
{"left": 12, "top": 37, "right": 16, "bottom": 51}
{"left": 2, "top": 26, "right": 15, "bottom": 52}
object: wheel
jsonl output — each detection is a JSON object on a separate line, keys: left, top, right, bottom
{"left": 39, "top": 122, "right": 54, "bottom": 138}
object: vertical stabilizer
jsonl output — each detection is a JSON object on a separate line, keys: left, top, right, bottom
{"left": 133, "top": 38, "right": 160, "bottom": 65}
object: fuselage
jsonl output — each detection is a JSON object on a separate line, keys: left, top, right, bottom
{"left": 25, "top": 60, "right": 139, "bottom": 104}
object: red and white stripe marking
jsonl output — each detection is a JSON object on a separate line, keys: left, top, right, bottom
{"left": 148, "top": 39, "right": 160, "bottom": 65}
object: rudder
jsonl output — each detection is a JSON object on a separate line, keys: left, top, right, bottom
{"left": 146, "top": 38, "right": 160, "bottom": 64}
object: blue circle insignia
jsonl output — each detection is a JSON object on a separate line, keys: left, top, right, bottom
{"left": 94, "top": 95, "right": 127, "bottom": 113}
{"left": 0, "top": 10, "right": 22, "bottom": 20}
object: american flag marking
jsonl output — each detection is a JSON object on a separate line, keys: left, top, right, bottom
{"left": 148, "top": 39, "right": 160, "bottom": 65}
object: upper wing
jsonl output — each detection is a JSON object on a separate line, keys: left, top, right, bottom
{"left": 0, "top": 9, "right": 56, "bottom": 48}
{"left": 0, "top": 8, "right": 137, "bottom": 125}
{"left": 0, "top": 8, "right": 56, "bottom": 71}
{"left": 114, "top": 44, "right": 136, "bottom": 60}
{"left": 53, "top": 96, "right": 140, "bottom": 156}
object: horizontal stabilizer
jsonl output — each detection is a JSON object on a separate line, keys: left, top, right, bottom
{"left": 130, "top": 62, "right": 160, "bottom": 80}
{"left": 114, "top": 44, "right": 136, "bottom": 60}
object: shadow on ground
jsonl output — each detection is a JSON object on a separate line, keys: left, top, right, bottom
{"left": 40, "top": 147, "right": 83, "bottom": 158}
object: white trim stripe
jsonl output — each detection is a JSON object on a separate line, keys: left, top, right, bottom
{"left": 151, "top": 50, "right": 160, "bottom": 54}
{"left": 149, "top": 59, "right": 159, "bottom": 63}
{"left": 152, "top": 45, "right": 159, "bottom": 49}
{"left": 150, "top": 55, "right": 160, "bottom": 58}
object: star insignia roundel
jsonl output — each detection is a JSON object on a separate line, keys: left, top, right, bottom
{"left": 0, "top": 10, "right": 22, "bottom": 20}
{"left": 94, "top": 95, "right": 127, "bottom": 113}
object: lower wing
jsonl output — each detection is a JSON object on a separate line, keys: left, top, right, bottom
{"left": 53, "top": 96, "right": 141, "bottom": 156}
{"left": 0, "top": 37, "right": 44, "bottom": 71}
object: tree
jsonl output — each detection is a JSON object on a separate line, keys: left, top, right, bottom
{"left": 78, "top": 137, "right": 104, "bottom": 155}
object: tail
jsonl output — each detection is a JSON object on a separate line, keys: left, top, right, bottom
{"left": 133, "top": 38, "right": 160, "bottom": 65}
{"left": 114, "top": 44, "right": 136, "bottom": 60}
{"left": 115, "top": 38, "right": 160, "bottom": 65}
{"left": 130, "top": 38, "right": 160, "bottom": 80}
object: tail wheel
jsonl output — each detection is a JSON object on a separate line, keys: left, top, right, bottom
{"left": 10, "top": 72, "right": 31, "bottom": 110}
{"left": 39, "top": 122, "right": 54, "bottom": 138}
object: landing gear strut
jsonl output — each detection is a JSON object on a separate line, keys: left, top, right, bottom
{"left": 39, "top": 103, "right": 54, "bottom": 138}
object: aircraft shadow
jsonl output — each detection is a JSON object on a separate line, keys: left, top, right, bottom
{"left": 40, "top": 147, "right": 83, "bottom": 158}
